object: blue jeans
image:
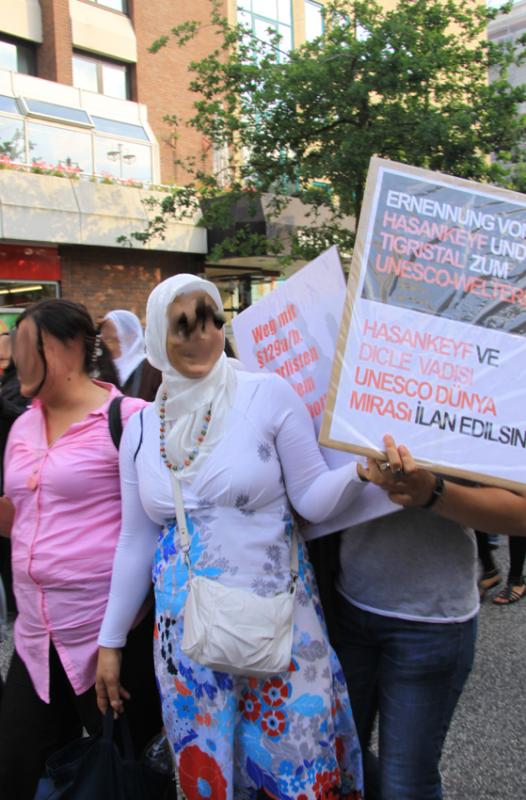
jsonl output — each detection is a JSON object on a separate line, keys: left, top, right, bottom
{"left": 333, "top": 594, "right": 477, "bottom": 800}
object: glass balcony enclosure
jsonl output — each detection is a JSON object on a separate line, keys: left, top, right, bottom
{"left": 0, "top": 74, "right": 155, "bottom": 183}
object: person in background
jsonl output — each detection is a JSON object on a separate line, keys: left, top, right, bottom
{"left": 0, "top": 331, "right": 28, "bottom": 490}
{"left": 334, "top": 435, "right": 526, "bottom": 800}
{"left": 0, "top": 573, "right": 6, "bottom": 706}
{"left": 100, "top": 309, "right": 161, "bottom": 401}
{"left": 0, "top": 299, "right": 161, "bottom": 800}
{"left": 0, "top": 330, "right": 29, "bottom": 618}
{"left": 476, "top": 530, "right": 526, "bottom": 604}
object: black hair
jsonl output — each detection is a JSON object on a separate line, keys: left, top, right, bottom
{"left": 95, "top": 325, "right": 121, "bottom": 388}
{"left": 224, "top": 337, "right": 236, "bottom": 358}
{"left": 16, "top": 299, "right": 117, "bottom": 392}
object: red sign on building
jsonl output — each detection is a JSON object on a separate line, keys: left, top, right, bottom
{"left": 0, "top": 245, "right": 61, "bottom": 282}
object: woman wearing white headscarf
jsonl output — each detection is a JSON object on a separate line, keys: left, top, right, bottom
{"left": 96, "top": 274, "right": 365, "bottom": 800}
{"left": 100, "top": 309, "right": 161, "bottom": 399}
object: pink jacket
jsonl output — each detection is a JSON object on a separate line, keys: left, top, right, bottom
{"left": 4, "top": 383, "right": 145, "bottom": 702}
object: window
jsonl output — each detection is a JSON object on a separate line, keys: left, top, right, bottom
{"left": 92, "top": 116, "right": 149, "bottom": 141}
{"left": 73, "top": 54, "right": 130, "bottom": 100}
{"left": 27, "top": 122, "right": 93, "bottom": 173}
{"left": 0, "top": 94, "right": 153, "bottom": 181}
{"left": 95, "top": 138, "right": 152, "bottom": 181}
{"left": 0, "top": 116, "right": 25, "bottom": 161}
{"left": 487, "top": 0, "right": 523, "bottom": 7}
{"left": 0, "top": 281, "right": 58, "bottom": 312}
{"left": 20, "top": 98, "right": 93, "bottom": 127}
{"left": 305, "top": 1, "right": 324, "bottom": 41}
{"left": 87, "top": 0, "right": 127, "bottom": 11}
{"left": 237, "top": 0, "right": 293, "bottom": 61}
{"left": 0, "top": 35, "right": 36, "bottom": 76}
{"left": 0, "top": 96, "right": 20, "bottom": 114}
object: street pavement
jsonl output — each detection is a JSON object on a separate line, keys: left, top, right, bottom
{"left": 441, "top": 544, "right": 525, "bottom": 799}
{"left": 0, "top": 544, "right": 524, "bottom": 797}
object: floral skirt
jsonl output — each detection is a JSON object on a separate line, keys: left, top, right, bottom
{"left": 153, "top": 523, "right": 364, "bottom": 800}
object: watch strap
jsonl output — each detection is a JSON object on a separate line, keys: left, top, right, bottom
{"left": 421, "top": 475, "right": 445, "bottom": 509}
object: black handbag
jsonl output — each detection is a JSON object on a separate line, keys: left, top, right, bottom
{"left": 44, "top": 709, "right": 171, "bottom": 800}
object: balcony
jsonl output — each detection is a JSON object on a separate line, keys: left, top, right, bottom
{"left": 0, "top": 67, "right": 158, "bottom": 184}
{"left": 0, "top": 166, "right": 207, "bottom": 254}
{"left": 0, "top": 67, "right": 206, "bottom": 254}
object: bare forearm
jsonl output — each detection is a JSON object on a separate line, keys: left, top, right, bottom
{"left": 432, "top": 482, "right": 526, "bottom": 536}
{"left": 363, "top": 435, "right": 526, "bottom": 536}
{"left": 0, "top": 497, "right": 14, "bottom": 537}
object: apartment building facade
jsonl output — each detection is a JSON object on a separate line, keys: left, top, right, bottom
{"left": 488, "top": 1, "right": 526, "bottom": 94}
{"left": 0, "top": 0, "right": 218, "bottom": 323}
{"left": 0, "top": 0, "right": 328, "bottom": 323}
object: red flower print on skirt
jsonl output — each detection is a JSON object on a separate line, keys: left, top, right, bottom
{"left": 313, "top": 768, "right": 341, "bottom": 799}
{"left": 261, "top": 676, "right": 291, "bottom": 707}
{"left": 239, "top": 690, "right": 262, "bottom": 722}
{"left": 178, "top": 745, "right": 227, "bottom": 800}
{"left": 261, "top": 708, "right": 288, "bottom": 738}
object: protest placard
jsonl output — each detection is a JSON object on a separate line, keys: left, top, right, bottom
{"left": 320, "top": 158, "right": 526, "bottom": 490}
{"left": 232, "top": 246, "right": 400, "bottom": 537}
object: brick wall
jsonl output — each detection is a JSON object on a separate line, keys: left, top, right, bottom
{"left": 38, "top": 0, "right": 73, "bottom": 84}
{"left": 59, "top": 245, "right": 202, "bottom": 322}
{"left": 32, "top": 0, "right": 221, "bottom": 185}
{"left": 130, "top": 0, "right": 224, "bottom": 185}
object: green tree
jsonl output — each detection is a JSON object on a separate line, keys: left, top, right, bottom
{"left": 132, "top": 0, "right": 526, "bottom": 261}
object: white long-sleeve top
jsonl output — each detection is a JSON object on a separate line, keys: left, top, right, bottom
{"left": 99, "top": 371, "right": 363, "bottom": 647}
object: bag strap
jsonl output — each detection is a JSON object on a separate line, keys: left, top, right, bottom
{"left": 108, "top": 396, "right": 124, "bottom": 449}
{"left": 168, "top": 471, "right": 299, "bottom": 589}
{"left": 102, "top": 707, "right": 135, "bottom": 761}
{"left": 109, "top": 399, "right": 145, "bottom": 460}
{"left": 169, "top": 472, "right": 192, "bottom": 572}
{"left": 133, "top": 406, "right": 145, "bottom": 462}
{"left": 129, "top": 360, "right": 144, "bottom": 397}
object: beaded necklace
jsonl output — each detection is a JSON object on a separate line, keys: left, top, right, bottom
{"left": 159, "top": 390, "right": 212, "bottom": 472}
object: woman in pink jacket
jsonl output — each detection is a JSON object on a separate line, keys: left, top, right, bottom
{"left": 0, "top": 299, "right": 161, "bottom": 800}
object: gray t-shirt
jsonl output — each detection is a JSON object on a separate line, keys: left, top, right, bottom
{"left": 337, "top": 507, "right": 479, "bottom": 622}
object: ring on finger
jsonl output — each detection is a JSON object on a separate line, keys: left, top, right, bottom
{"left": 378, "top": 461, "right": 391, "bottom": 472}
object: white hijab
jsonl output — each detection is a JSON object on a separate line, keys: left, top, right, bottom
{"left": 145, "top": 274, "right": 237, "bottom": 481}
{"left": 104, "top": 309, "right": 145, "bottom": 387}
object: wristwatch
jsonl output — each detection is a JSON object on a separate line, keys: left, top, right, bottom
{"left": 421, "top": 475, "right": 445, "bottom": 509}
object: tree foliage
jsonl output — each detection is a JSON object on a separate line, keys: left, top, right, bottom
{"left": 131, "top": 0, "right": 526, "bottom": 261}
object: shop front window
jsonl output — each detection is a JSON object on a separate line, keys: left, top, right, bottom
{"left": 0, "top": 282, "right": 58, "bottom": 315}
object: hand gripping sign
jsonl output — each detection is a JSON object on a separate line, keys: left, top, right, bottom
{"left": 320, "top": 157, "right": 526, "bottom": 490}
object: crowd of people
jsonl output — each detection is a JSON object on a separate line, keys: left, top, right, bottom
{"left": 0, "top": 278, "right": 525, "bottom": 800}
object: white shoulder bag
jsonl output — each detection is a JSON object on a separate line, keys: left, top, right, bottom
{"left": 169, "top": 472, "right": 298, "bottom": 678}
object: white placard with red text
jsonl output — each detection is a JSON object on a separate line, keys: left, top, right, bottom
{"left": 232, "top": 246, "right": 400, "bottom": 538}
{"left": 320, "top": 158, "right": 526, "bottom": 490}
